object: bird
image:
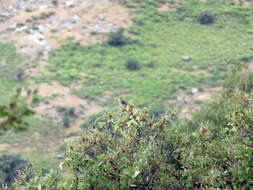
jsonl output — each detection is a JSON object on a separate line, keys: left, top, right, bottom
{"left": 119, "top": 97, "right": 128, "bottom": 106}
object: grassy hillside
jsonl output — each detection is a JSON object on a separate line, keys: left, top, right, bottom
{"left": 0, "top": 43, "right": 24, "bottom": 103}
{"left": 36, "top": 0, "right": 253, "bottom": 107}
{"left": 1, "top": 0, "right": 253, "bottom": 186}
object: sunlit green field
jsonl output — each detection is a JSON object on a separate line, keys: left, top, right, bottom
{"left": 37, "top": 0, "right": 253, "bottom": 106}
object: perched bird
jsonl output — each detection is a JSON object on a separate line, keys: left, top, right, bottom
{"left": 119, "top": 97, "right": 128, "bottom": 106}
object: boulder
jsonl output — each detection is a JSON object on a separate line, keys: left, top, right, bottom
{"left": 190, "top": 88, "right": 198, "bottom": 94}
{"left": 182, "top": 56, "right": 191, "bottom": 62}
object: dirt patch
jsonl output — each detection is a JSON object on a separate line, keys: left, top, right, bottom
{"left": 0, "top": 143, "right": 10, "bottom": 152}
{"left": 39, "top": 84, "right": 84, "bottom": 107}
{"left": 0, "top": 0, "right": 133, "bottom": 54}
{"left": 177, "top": 87, "right": 222, "bottom": 119}
{"left": 248, "top": 62, "right": 253, "bottom": 70}
{"left": 25, "top": 61, "right": 49, "bottom": 78}
{"left": 65, "top": 101, "right": 103, "bottom": 135}
{"left": 46, "top": 0, "right": 132, "bottom": 48}
{"left": 171, "top": 67, "right": 210, "bottom": 76}
{"left": 34, "top": 82, "right": 87, "bottom": 120}
{"left": 34, "top": 82, "right": 104, "bottom": 137}
{"left": 232, "top": 0, "right": 253, "bottom": 5}
{"left": 39, "top": 82, "right": 73, "bottom": 97}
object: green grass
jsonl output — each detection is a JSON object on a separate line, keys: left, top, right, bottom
{"left": 20, "top": 151, "right": 60, "bottom": 171}
{"left": 36, "top": 0, "right": 253, "bottom": 107}
{"left": 0, "top": 43, "right": 25, "bottom": 103}
{"left": 0, "top": 117, "right": 58, "bottom": 143}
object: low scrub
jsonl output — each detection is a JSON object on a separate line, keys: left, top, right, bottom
{"left": 126, "top": 58, "right": 140, "bottom": 70}
{"left": 197, "top": 11, "right": 214, "bottom": 25}
{"left": 13, "top": 89, "right": 253, "bottom": 189}
{"left": 107, "top": 28, "right": 130, "bottom": 46}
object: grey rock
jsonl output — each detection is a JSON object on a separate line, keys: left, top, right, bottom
{"left": 8, "top": 22, "right": 17, "bottom": 30}
{"left": 71, "top": 15, "right": 80, "bottom": 24}
{"left": 98, "top": 15, "right": 105, "bottom": 21}
{"left": 61, "top": 15, "right": 80, "bottom": 28}
{"left": 56, "top": 154, "right": 63, "bottom": 159}
{"left": 15, "top": 25, "right": 28, "bottom": 32}
{"left": 182, "top": 56, "right": 191, "bottom": 62}
{"left": 0, "top": 12, "right": 10, "bottom": 17}
{"left": 81, "top": 103, "right": 89, "bottom": 110}
{"left": 191, "top": 88, "right": 198, "bottom": 94}
{"left": 20, "top": 46, "right": 37, "bottom": 54}
{"left": 57, "top": 97, "right": 64, "bottom": 101}
{"left": 182, "top": 109, "right": 188, "bottom": 114}
{"left": 65, "top": 0, "right": 74, "bottom": 8}
{"left": 184, "top": 97, "right": 190, "bottom": 103}
{"left": 38, "top": 4, "right": 51, "bottom": 9}
{"left": 107, "top": 23, "right": 116, "bottom": 32}
{"left": 89, "top": 24, "right": 105, "bottom": 33}
{"left": 29, "top": 32, "right": 46, "bottom": 46}
{"left": 104, "top": 95, "right": 111, "bottom": 100}
{"left": 176, "top": 97, "right": 184, "bottom": 103}
{"left": 38, "top": 24, "right": 45, "bottom": 31}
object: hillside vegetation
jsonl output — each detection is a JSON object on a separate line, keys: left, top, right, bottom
{"left": 0, "top": 0, "right": 253, "bottom": 189}
{"left": 9, "top": 64, "right": 253, "bottom": 190}
{"left": 40, "top": 0, "right": 253, "bottom": 107}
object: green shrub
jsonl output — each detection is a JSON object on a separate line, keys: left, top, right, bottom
{"left": 62, "top": 116, "right": 70, "bottom": 128}
{"left": 197, "top": 11, "right": 214, "bottom": 25}
{"left": 0, "top": 154, "right": 27, "bottom": 187}
{"left": 13, "top": 90, "right": 253, "bottom": 189}
{"left": 126, "top": 58, "right": 140, "bottom": 70}
{"left": 57, "top": 106, "right": 75, "bottom": 117}
{"left": 146, "top": 60, "right": 155, "bottom": 68}
{"left": 108, "top": 28, "right": 129, "bottom": 46}
{"left": 56, "top": 106, "right": 67, "bottom": 113}
{"left": 67, "top": 107, "right": 75, "bottom": 117}
{"left": 14, "top": 94, "right": 253, "bottom": 189}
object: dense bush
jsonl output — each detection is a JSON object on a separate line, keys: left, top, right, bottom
{"left": 67, "top": 107, "right": 75, "bottom": 117}
{"left": 197, "top": 11, "right": 214, "bottom": 25}
{"left": 14, "top": 93, "right": 253, "bottom": 189}
{"left": 126, "top": 58, "right": 140, "bottom": 70}
{"left": 107, "top": 28, "right": 129, "bottom": 46}
{"left": 62, "top": 116, "right": 70, "bottom": 128}
{"left": 0, "top": 154, "right": 27, "bottom": 187}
